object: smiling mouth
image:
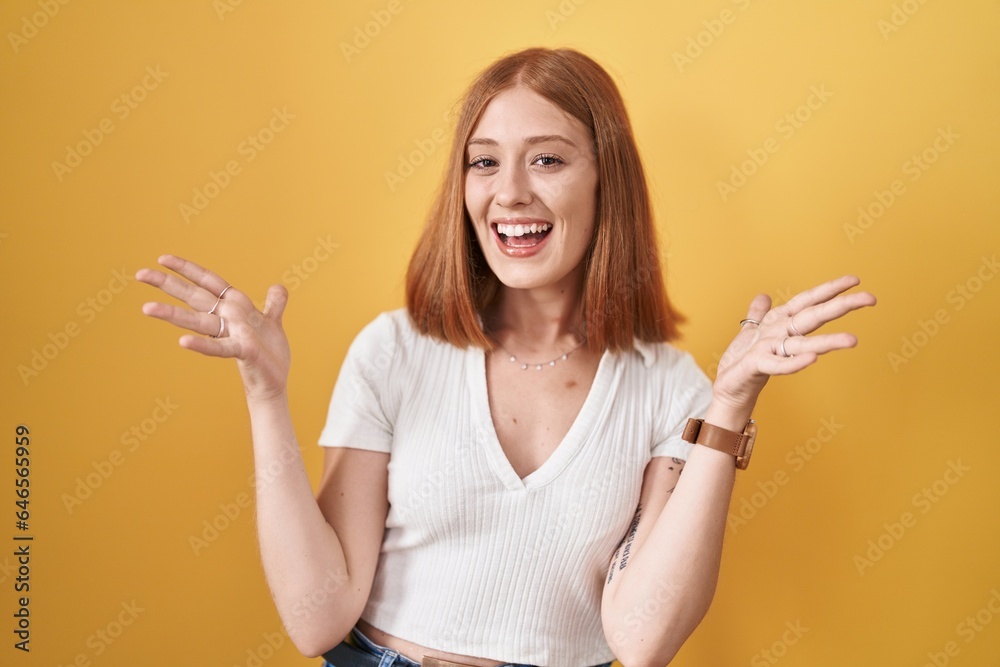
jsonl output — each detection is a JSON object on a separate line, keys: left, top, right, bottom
{"left": 493, "top": 222, "right": 552, "bottom": 248}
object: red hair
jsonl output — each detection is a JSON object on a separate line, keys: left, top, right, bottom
{"left": 405, "top": 47, "right": 684, "bottom": 353}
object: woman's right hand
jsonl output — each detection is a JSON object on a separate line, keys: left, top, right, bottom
{"left": 135, "top": 254, "right": 291, "bottom": 403}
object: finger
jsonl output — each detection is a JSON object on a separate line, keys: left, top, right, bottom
{"left": 758, "top": 352, "right": 819, "bottom": 375}
{"left": 136, "top": 267, "right": 220, "bottom": 312}
{"left": 263, "top": 284, "right": 289, "bottom": 324}
{"left": 789, "top": 291, "right": 877, "bottom": 335}
{"left": 780, "top": 275, "right": 864, "bottom": 317}
{"left": 741, "top": 294, "right": 772, "bottom": 328}
{"left": 778, "top": 332, "right": 859, "bottom": 357}
{"left": 157, "top": 255, "right": 256, "bottom": 310}
{"left": 157, "top": 254, "right": 231, "bottom": 294}
{"left": 178, "top": 333, "right": 240, "bottom": 358}
{"left": 141, "top": 301, "right": 226, "bottom": 338}
{"left": 139, "top": 258, "right": 254, "bottom": 313}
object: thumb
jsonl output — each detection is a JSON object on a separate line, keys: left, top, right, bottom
{"left": 263, "top": 284, "right": 289, "bottom": 323}
{"left": 745, "top": 293, "right": 771, "bottom": 322}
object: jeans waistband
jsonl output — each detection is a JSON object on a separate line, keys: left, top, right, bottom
{"left": 326, "top": 624, "right": 612, "bottom": 667}
{"left": 349, "top": 625, "right": 422, "bottom": 667}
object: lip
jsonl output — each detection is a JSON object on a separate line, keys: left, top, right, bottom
{"left": 489, "top": 217, "right": 552, "bottom": 258}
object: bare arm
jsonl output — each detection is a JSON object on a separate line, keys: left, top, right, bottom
{"left": 249, "top": 394, "right": 388, "bottom": 656}
{"left": 602, "top": 276, "right": 876, "bottom": 666}
{"left": 136, "top": 255, "right": 388, "bottom": 656}
{"left": 601, "top": 404, "right": 741, "bottom": 667}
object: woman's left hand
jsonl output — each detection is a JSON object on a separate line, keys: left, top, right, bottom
{"left": 712, "top": 275, "right": 877, "bottom": 415}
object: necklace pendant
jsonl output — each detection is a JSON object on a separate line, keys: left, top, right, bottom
{"left": 493, "top": 335, "right": 586, "bottom": 371}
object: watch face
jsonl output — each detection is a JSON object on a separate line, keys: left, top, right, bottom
{"left": 737, "top": 420, "right": 757, "bottom": 470}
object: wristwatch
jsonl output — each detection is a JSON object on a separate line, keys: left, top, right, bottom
{"left": 681, "top": 418, "right": 757, "bottom": 470}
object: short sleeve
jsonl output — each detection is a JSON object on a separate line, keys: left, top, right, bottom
{"left": 317, "top": 311, "right": 401, "bottom": 453}
{"left": 649, "top": 349, "right": 714, "bottom": 461}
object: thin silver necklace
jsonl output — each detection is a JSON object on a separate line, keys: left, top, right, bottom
{"left": 492, "top": 335, "right": 587, "bottom": 371}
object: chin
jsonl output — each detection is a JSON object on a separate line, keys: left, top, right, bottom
{"left": 488, "top": 262, "right": 581, "bottom": 293}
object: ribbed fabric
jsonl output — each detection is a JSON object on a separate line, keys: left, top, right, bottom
{"left": 318, "top": 309, "right": 713, "bottom": 667}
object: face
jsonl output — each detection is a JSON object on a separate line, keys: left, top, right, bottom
{"left": 464, "top": 86, "right": 598, "bottom": 291}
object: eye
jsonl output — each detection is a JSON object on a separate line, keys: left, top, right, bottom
{"left": 468, "top": 156, "right": 498, "bottom": 171}
{"left": 533, "top": 153, "right": 564, "bottom": 168}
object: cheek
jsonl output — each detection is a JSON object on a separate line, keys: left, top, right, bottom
{"left": 464, "top": 178, "right": 488, "bottom": 216}
{"left": 543, "top": 174, "right": 596, "bottom": 225}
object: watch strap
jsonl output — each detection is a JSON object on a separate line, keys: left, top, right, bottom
{"left": 681, "top": 418, "right": 755, "bottom": 469}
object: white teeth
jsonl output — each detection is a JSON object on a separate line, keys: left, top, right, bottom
{"left": 496, "top": 222, "right": 551, "bottom": 237}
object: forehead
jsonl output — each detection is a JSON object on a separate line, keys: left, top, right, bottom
{"left": 469, "top": 86, "right": 590, "bottom": 146}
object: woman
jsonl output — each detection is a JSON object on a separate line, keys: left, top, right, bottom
{"left": 137, "top": 48, "right": 875, "bottom": 667}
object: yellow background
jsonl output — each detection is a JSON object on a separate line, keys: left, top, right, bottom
{"left": 2, "top": 1, "right": 998, "bottom": 665}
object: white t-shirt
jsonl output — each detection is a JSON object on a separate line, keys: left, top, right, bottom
{"left": 319, "top": 308, "right": 713, "bottom": 667}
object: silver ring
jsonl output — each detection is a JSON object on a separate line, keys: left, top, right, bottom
{"left": 208, "top": 284, "right": 233, "bottom": 315}
{"left": 779, "top": 337, "right": 792, "bottom": 358}
{"left": 211, "top": 317, "right": 226, "bottom": 339}
{"left": 788, "top": 316, "right": 805, "bottom": 337}
{"left": 740, "top": 318, "right": 761, "bottom": 328}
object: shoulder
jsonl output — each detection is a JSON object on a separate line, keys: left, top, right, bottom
{"left": 346, "top": 307, "right": 456, "bottom": 373}
{"left": 350, "top": 307, "right": 417, "bottom": 352}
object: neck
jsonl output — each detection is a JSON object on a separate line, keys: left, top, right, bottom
{"left": 484, "top": 266, "right": 586, "bottom": 349}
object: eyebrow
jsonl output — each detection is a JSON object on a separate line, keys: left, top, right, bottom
{"left": 466, "top": 134, "right": 578, "bottom": 149}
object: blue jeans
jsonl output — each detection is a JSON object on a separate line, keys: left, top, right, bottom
{"left": 321, "top": 625, "right": 613, "bottom": 667}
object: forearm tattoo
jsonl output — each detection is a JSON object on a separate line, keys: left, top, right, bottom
{"left": 606, "top": 503, "right": 642, "bottom": 585}
{"left": 666, "top": 457, "right": 684, "bottom": 495}
{"left": 605, "top": 458, "right": 685, "bottom": 585}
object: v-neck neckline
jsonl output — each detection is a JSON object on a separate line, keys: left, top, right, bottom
{"left": 466, "top": 345, "right": 614, "bottom": 491}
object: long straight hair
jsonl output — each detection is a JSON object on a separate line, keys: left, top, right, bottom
{"left": 406, "top": 47, "right": 684, "bottom": 353}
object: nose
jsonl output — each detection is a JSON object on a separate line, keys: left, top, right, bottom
{"left": 494, "top": 163, "right": 533, "bottom": 209}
